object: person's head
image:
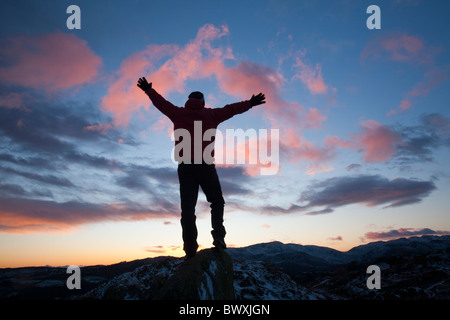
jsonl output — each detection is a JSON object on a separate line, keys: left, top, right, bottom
{"left": 185, "top": 91, "right": 205, "bottom": 109}
{"left": 189, "top": 91, "right": 204, "bottom": 101}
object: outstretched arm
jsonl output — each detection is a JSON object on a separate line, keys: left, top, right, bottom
{"left": 137, "top": 77, "right": 178, "bottom": 120}
{"left": 213, "top": 92, "right": 266, "bottom": 123}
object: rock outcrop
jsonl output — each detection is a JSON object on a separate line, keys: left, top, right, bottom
{"left": 82, "top": 247, "right": 234, "bottom": 300}
{"left": 154, "top": 247, "right": 234, "bottom": 300}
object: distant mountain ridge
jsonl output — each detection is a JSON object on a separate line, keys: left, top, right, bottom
{"left": 228, "top": 235, "right": 450, "bottom": 266}
{"left": 1, "top": 235, "right": 449, "bottom": 300}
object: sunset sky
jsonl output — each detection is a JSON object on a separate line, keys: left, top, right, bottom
{"left": 1, "top": 0, "right": 449, "bottom": 268}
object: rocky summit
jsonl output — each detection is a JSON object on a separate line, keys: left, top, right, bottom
{"left": 153, "top": 248, "right": 235, "bottom": 300}
{"left": 82, "top": 248, "right": 234, "bottom": 300}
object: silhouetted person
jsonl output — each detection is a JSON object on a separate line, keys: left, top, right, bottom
{"left": 137, "top": 77, "right": 265, "bottom": 259}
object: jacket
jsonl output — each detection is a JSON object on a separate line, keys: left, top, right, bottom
{"left": 145, "top": 88, "right": 253, "bottom": 163}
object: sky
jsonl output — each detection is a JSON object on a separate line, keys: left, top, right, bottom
{"left": 0, "top": 0, "right": 449, "bottom": 268}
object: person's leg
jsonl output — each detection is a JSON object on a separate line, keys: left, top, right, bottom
{"left": 198, "top": 164, "right": 226, "bottom": 248}
{"left": 177, "top": 164, "right": 199, "bottom": 257}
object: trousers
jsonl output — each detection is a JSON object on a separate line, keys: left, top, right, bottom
{"left": 177, "top": 163, "right": 225, "bottom": 254}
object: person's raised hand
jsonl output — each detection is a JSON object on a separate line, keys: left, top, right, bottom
{"left": 137, "top": 77, "right": 152, "bottom": 92}
{"left": 250, "top": 93, "right": 266, "bottom": 107}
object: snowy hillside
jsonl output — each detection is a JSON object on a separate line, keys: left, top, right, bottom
{"left": 228, "top": 235, "right": 450, "bottom": 299}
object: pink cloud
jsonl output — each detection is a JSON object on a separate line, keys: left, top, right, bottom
{"left": 101, "top": 24, "right": 230, "bottom": 127}
{"left": 0, "top": 92, "right": 30, "bottom": 112}
{"left": 215, "top": 60, "right": 307, "bottom": 125}
{"left": 317, "top": 120, "right": 407, "bottom": 165}
{"left": 387, "top": 98, "right": 412, "bottom": 117}
{"left": 217, "top": 60, "right": 285, "bottom": 106}
{"left": 408, "top": 67, "right": 447, "bottom": 97}
{"left": 101, "top": 43, "right": 178, "bottom": 127}
{"left": 305, "top": 164, "right": 334, "bottom": 176}
{"left": 102, "top": 24, "right": 327, "bottom": 131}
{"left": 83, "top": 123, "right": 113, "bottom": 135}
{"left": 271, "top": 128, "right": 374, "bottom": 175}
{"left": 380, "top": 34, "right": 424, "bottom": 62}
{"left": 388, "top": 68, "right": 447, "bottom": 116}
{"left": 356, "top": 120, "right": 402, "bottom": 162}
{"left": 213, "top": 60, "right": 329, "bottom": 173}
{"left": 293, "top": 56, "right": 328, "bottom": 95}
{"left": 323, "top": 135, "right": 352, "bottom": 149}
{"left": 0, "top": 197, "right": 177, "bottom": 234}
{"left": 398, "top": 99, "right": 413, "bottom": 112}
{"left": 362, "top": 32, "right": 447, "bottom": 117}
{"left": 362, "top": 33, "right": 426, "bottom": 64}
{"left": 215, "top": 60, "right": 329, "bottom": 131}
{"left": 280, "top": 134, "right": 352, "bottom": 175}
{"left": 305, "top": 108, "right": 326, "bottom": 129}
{"left": 364, "top": 228, "right": 450, "bottom": 240}
{"left": 0, "top": 32, "right": 102, "bottom": 92}
{"left": 279, "top": 128, "right": 336, "bottom": 173}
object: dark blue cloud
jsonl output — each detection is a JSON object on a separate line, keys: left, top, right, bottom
{"left": 261, "top": 174, "right": 436, "bottom": 215}
{"left": 396, "top": 113, "right": 450, "bottom": 164}
{"left": 365, "top": 228, "right": 450, "bottom": 240}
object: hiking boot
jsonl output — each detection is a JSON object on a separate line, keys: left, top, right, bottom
{"left": 213, "top": 238, "right": 226, "bottom": 249}
{"left": 183, "top": 242, "right": 198, "bottom": 260}
{"left": 184, "top": 251, "right": 196, "bottom": 260}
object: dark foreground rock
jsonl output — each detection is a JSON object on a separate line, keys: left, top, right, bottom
{"left": 82, "top": 248, "right": 234, "bottom": 300}
{"left": 154, "top": 248, "right": 234, "bottom": 300}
